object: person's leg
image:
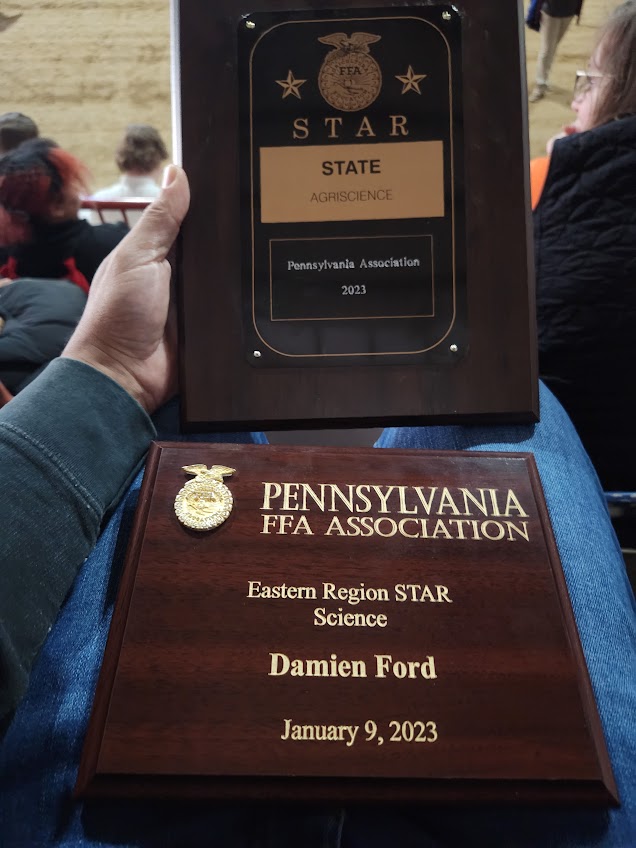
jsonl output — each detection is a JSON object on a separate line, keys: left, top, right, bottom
{"left": 531, "top": 11, "right": 564, "bottom": 100}
{"left": 372, "top": 383, "right": 636, "bottom": 846}
{"left": 555, "top": 14, "right": 574, "bottom": 49}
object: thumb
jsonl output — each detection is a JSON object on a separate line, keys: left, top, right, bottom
{"left": 118, "top": 165, "right": 191, "bottom": 265}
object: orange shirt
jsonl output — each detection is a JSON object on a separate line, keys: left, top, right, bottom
{"left": 530, "top": 156, "right": 551, "bottom": 209}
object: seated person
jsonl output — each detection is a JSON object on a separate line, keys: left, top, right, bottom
{"left": 0, "top": 111, "right": 38, "bottom": 157}
{"left": 0, "top": 139, "right": 128, "bottom": 291}
{"left": 0, "top": 276, "right": 87, "bottom": 400}
{"left": 0, "top": 167, "right": 634, "bottom": 846}
{"left": 88, "top": 124, "right": 168, "bottom": 225}
{"left": 532, "top": 0, "right": 636, "bottom": 491}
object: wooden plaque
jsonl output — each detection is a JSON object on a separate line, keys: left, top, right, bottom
{"left": 173, "top": 0, "right": 538, "bottom": 430}
{"left": 76, "top": 443, "right": 617, "bottom": 804}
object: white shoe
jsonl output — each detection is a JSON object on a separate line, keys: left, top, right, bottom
{"left": 529, "top": 84, "right": 548, "bottom": 102}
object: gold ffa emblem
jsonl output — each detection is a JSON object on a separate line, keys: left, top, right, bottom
{"left": 318, "top": 32, "right": 382, "bottom": 112}
{"left": 174, "top": 464, "right": 235, "bottom": 531}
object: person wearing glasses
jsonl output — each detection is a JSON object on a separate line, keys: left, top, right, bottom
{"left": 533, "top": 0, "right": 636, "bottom": 493}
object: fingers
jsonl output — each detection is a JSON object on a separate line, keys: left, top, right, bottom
{"left": 117, "top": 165, "right": 191, "bottom": 266}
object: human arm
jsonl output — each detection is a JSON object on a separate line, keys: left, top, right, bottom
{"left": 546, "top": 124, "right": 577, "bottom": 155}
{"left": 0, "top": 165, "right": 190, "bottom": 731}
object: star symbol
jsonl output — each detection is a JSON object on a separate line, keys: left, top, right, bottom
{"left": 276, "top": 70, "right": 306, "bottom": 99}
{"left": 396, "top": 65, "right": 427, "bottom": 94}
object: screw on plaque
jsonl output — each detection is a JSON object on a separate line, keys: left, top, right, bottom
{"left": 245, "top": 19, "right": 255, "bottom": 29}
{"left": 442, "top": 11, "right": 452, "bottom": 21}
{"left": 253, "top": 350, "right": 262, "bottom": 358}
{"left": 449, "top": 344, "right": 459, "bottom": 353}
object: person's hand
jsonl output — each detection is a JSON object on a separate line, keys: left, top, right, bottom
{"left": 546, "top": 124, "right": 577, "bottom": 156}
{"left": 63, "top": 165, "right": 190, "bottom": 414}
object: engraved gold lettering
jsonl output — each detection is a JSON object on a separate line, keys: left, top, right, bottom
{"left": 438, "top": 488, "right": 461, "bottom": 515}
{"left": 389, "top": 115, "right": 409, "bottom": 136}
{"left": 280, "top": 719, "right": 359, "bottom": 746}
{"left": 261, "top": 514, "right": 278, "bottom": 534}
{"left": 259, "top": 482, "right": 532, "bottom": 541}
{"left": 281, "top": 483, "right": 300, "bottom": 510}
{"left": 322, "top": 582, "right": 389, "bottom": 605}
{"left": 324, "top": 116, "right": 343, "bottom": 138}
{"left": 375, "top": 654, "right": 437, "bottom": 679}
{"left": 413, "top": 486, "right": 439, "bottom": 514}
{"left": 370, "top": 484, "right": 396, "bottom": 513}
{"left": 292, "top": 117, "right": 309, "bottom": 139}
{"left": 313, "top": 607, "right": 388, "bottom": 627}
{"left": 247, "top": 581, "right": 318, "bottom": 600}
{"left": 398, "top": 518, "right": 420, "bottom": 538}
{"left": 504, "top": 489, "right": 530, "bottom": 517}
{"left": 394, "top": 584, "right": 453, "bottom": 603}
{"left": 261, "top": 482, "right": 282, "bottom": 510}
{"left": 355, "top": 116, "right": 376, "bottom": 137}
{"left": 397, "top": 486, "right": 418, "bottom": 515}
{"left": 269, "top": 652, "right": 368, "bottom": 677}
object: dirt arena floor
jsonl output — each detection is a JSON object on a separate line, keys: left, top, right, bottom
{"left": 0, "top": 1, "right": 619, "bottom": 187}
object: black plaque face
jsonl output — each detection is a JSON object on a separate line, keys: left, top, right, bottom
{"left": 239, "top": 7, "right": 465, "bottom": 366}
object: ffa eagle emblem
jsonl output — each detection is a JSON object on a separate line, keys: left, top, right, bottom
{"left": 174, "top": 464, "right": 235, "bottom": 531}
{"left": 318, "top": 32, "right": 382, "bottom": 112}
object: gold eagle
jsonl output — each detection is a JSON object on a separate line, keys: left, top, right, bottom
{"left": 318, "top": 32, "right": 381, "bottom": 54}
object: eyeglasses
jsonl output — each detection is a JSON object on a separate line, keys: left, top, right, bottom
{"left": 573, "top": 70, "right": 606, "bottom": 99}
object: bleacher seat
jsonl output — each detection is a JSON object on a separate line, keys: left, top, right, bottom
{"left": 80, "top": 198, "right": 150, "bottom": 228}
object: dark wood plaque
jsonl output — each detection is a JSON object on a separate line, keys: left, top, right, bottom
{"left": 76, "top": 443, "right": 617, "bottom": 804}
{"left": 173, "top": 0, "right": 538, "bottom": 430}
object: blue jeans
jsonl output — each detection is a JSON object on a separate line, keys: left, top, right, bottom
{"left": 1, "top": 385, "right": 634, "bottom": 846}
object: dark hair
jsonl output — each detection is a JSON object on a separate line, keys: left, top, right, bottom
{"left": 0, "top": 138, "right": 90, "bottom": 245}
{"left": 115, "top": 124, "right": 168, "bottom": 174}
{"left": 592, "top": 0, "right": 636, "bottom": 127}
{"left": 0, "top": 112, "right": 39, "bottom": 155}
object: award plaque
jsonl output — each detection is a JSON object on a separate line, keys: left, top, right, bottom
{"left": 174, "top": 0, "right": 538, "bottom": 429}
{"left": 77, "top": 443, "right": 617, "bottom": 804}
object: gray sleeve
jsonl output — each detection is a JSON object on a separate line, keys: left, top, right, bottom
{"left": 0, "top": 357, "right": 156, "bottom": 726}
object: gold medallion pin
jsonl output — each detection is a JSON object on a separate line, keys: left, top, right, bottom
{"left": 174, "top": 464, "right": 235, "bottom": 531}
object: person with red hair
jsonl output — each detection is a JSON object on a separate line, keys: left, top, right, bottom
{"left": 0, "top": 139, "right": 127, "bottom": 292}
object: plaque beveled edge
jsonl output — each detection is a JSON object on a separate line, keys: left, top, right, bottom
{"left": 523, "top": 454, "right": 618, "bottom": 806}
{"left": 75, "top": 445, "right": 617, "bottom": 805}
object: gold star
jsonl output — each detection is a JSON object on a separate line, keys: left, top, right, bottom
{"left": 276, "top": 70, "right": 306, "bottom": 99}
{"left": 396, "top": 65, "right": 427, "bottom": 94}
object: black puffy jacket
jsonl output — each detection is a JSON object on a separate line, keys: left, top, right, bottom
{"left": 0, "top": 278, "right": 87, "bottom": 393}
{"left": 534, "top": 116, "right": 636, "bottom": 490}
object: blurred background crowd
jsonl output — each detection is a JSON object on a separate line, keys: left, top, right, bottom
{"left": 0, "top": 0, "right": 612, "bottom": 180}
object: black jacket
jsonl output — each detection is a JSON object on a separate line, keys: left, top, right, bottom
{"left": 534, "top": 116, "right": 636, "bottom": 490}
{"left": 0, "top": 218, "right": 127, "bottom": 291}
{"left": 0, "top": 278, "right": 87, "bottom": 393}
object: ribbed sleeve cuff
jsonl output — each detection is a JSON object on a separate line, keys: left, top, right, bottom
{"left": 1, "top": 357, "right": 156, "bottom": 516}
